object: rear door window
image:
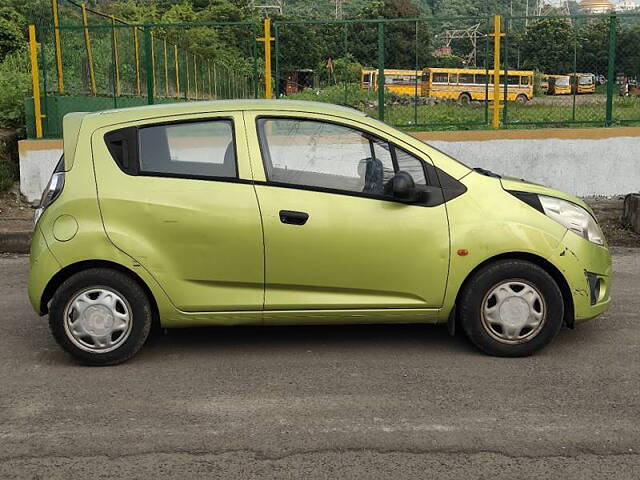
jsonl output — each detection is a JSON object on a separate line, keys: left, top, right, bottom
{"left": 138, "top": 120, "right": 236, "bottom": 179}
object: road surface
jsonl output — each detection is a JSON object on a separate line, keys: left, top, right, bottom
{"left": 1, "top": 249, "right": 638, "bottom": 478}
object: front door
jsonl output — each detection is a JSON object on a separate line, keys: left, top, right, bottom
{"left": 245, "top": 113, "right": 450, "bottom": 312}
{"left": 92, "top": 113, "right": 264, "bottom": 313}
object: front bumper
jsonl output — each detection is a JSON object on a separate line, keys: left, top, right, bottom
{"left": 553, "top": 231, "right": 612, "bottom": 325}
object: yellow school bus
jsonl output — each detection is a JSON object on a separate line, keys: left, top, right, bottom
{"left": 360, "top": 69, "right": 422, "bottom": 96}
{"left": 420, "top": 67, "right": 534, "bottom": 103}
{"left": 569, "top": 73, "right": 596, "bottom": 94}
{"left": 543, "top": 74, "right": 571, "bottom": 95}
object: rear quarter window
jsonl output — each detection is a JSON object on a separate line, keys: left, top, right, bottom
{"left": 104, "top": 119, "right": 237, "bottom": 179}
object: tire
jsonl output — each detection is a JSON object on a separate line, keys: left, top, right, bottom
{"left": 458, "top": 93, "right": 472, "bottom": 105}
{"left": 49, "top": 268, "right": 152, "bottom": 366}
{"left": 459, "top": 259, "right": 563, "bottom": 357}
{"left": 516, "top": 94, "right": 528, "bottom": 103}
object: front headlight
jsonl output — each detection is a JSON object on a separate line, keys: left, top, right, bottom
{"left": 539, "top": 195, "right": 604, "bottom": 245}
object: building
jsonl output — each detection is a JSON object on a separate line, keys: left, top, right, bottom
{"left": 615, "top": 0, "right": 638, "bottom": 11}
{"left": 579, "top": 0, "right": 614, "bottom": 13}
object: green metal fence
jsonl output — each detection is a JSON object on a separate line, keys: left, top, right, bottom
{"left": 273, "top": 16, "right": 494, "bottom": 129}
{"left": 30, "top": 0, "right": 260, "bottom": 137}
{"left": 27, "top": 7, "right": 640, "bottom": 137}
{"left": 271, "top": 12, "right": 640, "bottom": 130}
{"left": 501, "top": 12, "right": 640, "bottom": 128}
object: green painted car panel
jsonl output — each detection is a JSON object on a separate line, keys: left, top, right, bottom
{"left": 243, "top": 111, "right": 450, "bottom": 311}
{"left": 90, "top": 112, "right": 265, "bottom": 313}
{"left": 28, "top": 100, "right": 611, "bottom": 330}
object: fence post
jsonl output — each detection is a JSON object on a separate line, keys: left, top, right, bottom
{"left": 163, "top": 39, "right": 169, "bottom": 97}
{"left": 110, "top": 16, "right": 120, "bottom": 98}
{"left": 213, "top": 63, "right": 217, "bottom": 98}
{"left": 491, "top": 14, "right": 503, "bottom": 129}
{"left": 81, "top": 3, "right": 97, "bottom": 95}
{"left": 143, "top": 27, "right": 154, "bottom": 104}
{"left": 605, "top": 12, "right": 617, "bottom": 127}
{"left": 150, "top": 34, "right": 156, "bottom": 98}
{"left": 134, "top": 27, "right": 141, "bottom": 95}
{"left": 194, "top": 54, "right": 198, "bottom": 100}
{"left": 252, "top": 25, "right": 259, "bottom": 99}
{"left": 257, "top": 17, "right": 274, "bottom": 99}
{"left": 377, "top": 20, "right": 385, "bottom": 122}
{"left": 28, "top": 25, "right": 44, "bottom": 138}
{"left": 185, "top": 52, "right": 190, "bottom": 99}
{"left": 174, "top": 45, "right": 180, "bottom": 98}
{"left": 274, "top": 23, "right": 280, "bottom": 98}
{"left": 51, "top": 0, "right": 64, "bottom": 94}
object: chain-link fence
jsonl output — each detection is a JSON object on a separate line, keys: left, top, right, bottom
{"left": 272, "top": 12, "right": 640, "bottom": 130}
{"left": 273, "top": 17, "right": 494, "bottom": 128}
{"left": 28, "top": 0, "right": 260, "bottom": 137}
{"left": 502, "top": 13, "right": 640, "bottom": 128}
{"left": 26, "top": 5, "right": 640, "bottom": 137}
{"left": 614, "top": 13, "right": 640, "bottom": 123}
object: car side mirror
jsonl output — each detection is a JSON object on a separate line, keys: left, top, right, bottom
{"left": 387, "top": 171, "right": 417, "bottom": 203}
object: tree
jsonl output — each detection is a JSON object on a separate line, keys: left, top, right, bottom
{"left": 576, "top": 18, "right": 611, "bottom": 76}
{"left": 617, "top": 24, "right": 640, "bottom": 78}
{"left": 0, "top": 7, "right": 25, "bottom": 60}
{"left": 433, "top": 53, "right": 464, "bottom": 68}
{"left": 350, "top": 0, "right": 431, "bottom": 69}
{"left": 521, "top": 18, "right": 574, "bottom": 73}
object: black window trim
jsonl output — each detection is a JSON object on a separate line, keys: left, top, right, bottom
{"left": 104, "top": 115, "right": 243, "bottom": 184}
{"left": 255, "top": 115, "right": 440, "bottom": 207}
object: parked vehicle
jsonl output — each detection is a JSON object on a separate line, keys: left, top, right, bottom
{"left": 29, "top": 100, "right": 611, "bottom": 365}
{"left": 420, "top": 67, "right": 534, "bottom": 103}
{"left": 545, "top": 75, "right": 571, "bottom": 95}
{"left": 569, "top": 73, "right": 596, "bottom": 94}
{"left": 360, "top": 68, "right": 422, "bottom": 96}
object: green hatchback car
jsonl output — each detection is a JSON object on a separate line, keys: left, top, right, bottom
{"left": 29, "top": 100, "right": 611, "bottom": 365}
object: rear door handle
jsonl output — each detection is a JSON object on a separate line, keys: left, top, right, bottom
{"left": 279, "top": 210, "right": 309, "bottom": 226}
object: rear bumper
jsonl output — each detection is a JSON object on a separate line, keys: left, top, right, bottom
{"left": 553, "top": 231, "right": 612, "bottom": 325}
{"left": 28, "top": 226, "right": 61, "bottom": 315}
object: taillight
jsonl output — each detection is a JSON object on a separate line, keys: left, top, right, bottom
{"left": 34, "top": 156, "right": 65, "bottom": 225}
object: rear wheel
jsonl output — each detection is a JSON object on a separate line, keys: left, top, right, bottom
{"left": 459, "top": 259, "right": 563, "bottom": 357}
{"left": 516, "top": 94, "right": 528, "bottom": 103}
{"left": 458, "top": 93, "right": 472, "bottom": 105}
{"left": 49, "top": 268, "right": 152, "bottom": 365}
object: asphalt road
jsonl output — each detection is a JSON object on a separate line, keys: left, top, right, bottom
{"left": 1, "top": 250, "right": 639, "bottom": 479}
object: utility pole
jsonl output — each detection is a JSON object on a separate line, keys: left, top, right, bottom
{"left": 249, "top": 0, "right": 282, "bottom": 16}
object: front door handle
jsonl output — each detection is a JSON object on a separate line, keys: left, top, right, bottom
{"left": 279, "top": 210, "right": 309, "bottom": 226}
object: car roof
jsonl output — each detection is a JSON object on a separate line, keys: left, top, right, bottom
{"left": 82, "top": 99, "right": 366, "bottom": 124}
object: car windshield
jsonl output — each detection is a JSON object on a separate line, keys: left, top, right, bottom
{"left": 579, "top": 76, "right": 593, "bottom": 85}
{"left": 557, "top": 77, "right": 570, "bottom": 86}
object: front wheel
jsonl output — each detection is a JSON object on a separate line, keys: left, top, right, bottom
{"left": 49, "top": 268, "right": 152, "bottom": 365}
{"left": 459, "top": 259, "right": 564, "bottom": 357}
{"left": 516, "top": 94, "right": 528, "bottom": 103}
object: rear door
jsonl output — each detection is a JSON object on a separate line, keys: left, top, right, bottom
{"left": 91, "top": 112, "right": 264, "bottom": 313}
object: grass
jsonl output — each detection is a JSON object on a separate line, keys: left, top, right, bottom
{"left": 286, "top": 84, "right": 640, "bottom": 130}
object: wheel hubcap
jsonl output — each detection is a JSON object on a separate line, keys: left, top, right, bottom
{"left": 481, "top": 280, "right": 546, "bottom": 344}
{"left": 63, "top": 288, "right": 132, "bottom": 353}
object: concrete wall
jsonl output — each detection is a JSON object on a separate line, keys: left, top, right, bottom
{"left": 415, "top": 128, "right": 640, "bottom": 197}
{"left": 19, "top": 140, "right": 62, "bottom": 203}
{"left": 19, "top": 127, "right": 640, "bottom": 202}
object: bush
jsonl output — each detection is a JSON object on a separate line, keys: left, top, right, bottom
{"left": 0, "top": 161, "right": 17, "bottom": 192}
{"left": 0, "top": 49, "right": 30, "bottom": 129}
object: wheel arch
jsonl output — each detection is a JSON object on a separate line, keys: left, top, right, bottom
{"left": 453, "top": 251, "right": 575, "bottom": 330}
{"left": 39, "top": 260, "right": 160, "bottom": 325}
